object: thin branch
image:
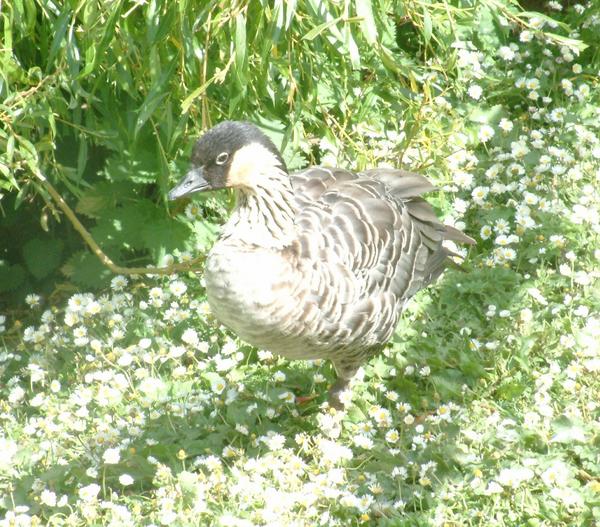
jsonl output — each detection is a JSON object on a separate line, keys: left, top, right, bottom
{"left": 34, "top": 172, "right": 204, "bottom": 276}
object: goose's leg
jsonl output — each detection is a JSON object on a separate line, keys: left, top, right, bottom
{"left": 328, "top": 360, "right": 359, "bottom": 409}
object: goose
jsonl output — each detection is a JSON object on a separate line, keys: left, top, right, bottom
{"left": 168, "top": 121, "right": 475, "bottom": 408}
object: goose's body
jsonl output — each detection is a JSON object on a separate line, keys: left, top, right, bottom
{"left": 169, "top": 121, "right": 474, "bottom": 406}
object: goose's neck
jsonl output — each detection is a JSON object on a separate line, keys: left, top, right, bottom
{"left": 222, "top": 169, "right": 297, "bottom": 249}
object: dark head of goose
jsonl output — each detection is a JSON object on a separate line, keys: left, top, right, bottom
{"left": 168, "top": 121, "right": 288, "bottom": 201}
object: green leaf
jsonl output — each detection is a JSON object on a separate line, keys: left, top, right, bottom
{"left": 76, "top": 136, "right": 88, "bottom": 179}
{"left": 343, "top": 23, "right": 360, "bottom": 68}
{"left": 467, "top": 104, "right": 504, "bottom": 124}
{"left": 303, "top": 16, "right": 343, "bottom": 41}
{"left": 62, "top": 251, "right": 112, "bottom": 289}
{"left": 140, "top": 216, "right": 192, "bottom": 253}
{"left": 234, "top": 12, "right": 247, "bottom": 86}
{"left": 90, "top": 201, "right": 160, "bottom": 250}
{"left": 544, "top": 32, "right": 588, "bottom": 52}
{"left": 147, "top": 2, "right": 176, "bottom": 47}
{"left": 551, "top": 416, "right": 588, "bottom": 443}
{"left": 190, "top": 220, "right": 218, "bottom": 250}
{"left": 46, "top": 5, "right": 71, "bottom": 72}
{"left": 422, "top": 7, "right": 432, "bottom": 44}
{"left": 284, "top": 0, "right": 297, "bottom": 29}
{"left": 0, "top": 262, "right": 25, "bottom": 292}
{"left": 78, "top": 0, "right": 125, "bottom": 79}
{"left": 355, "top": 0, "right": 377, "bottom": 45}
{"left": 75, "top": 181, "right": 135, "bottom": 219}
{"left": 134, "top": 56, "right": 178, "bottom": 137}
{"left": 22, "top": 238, "right": 64, "bottom": 280}
{"left": 518, "top": 11, "right": 571, "bottom": 32}
{"left": 376, "top": 44, "right": 401, "bottom": 73}
{"left": 273, "top": 0, "right": 284, "bottom": 33}
{"left": 181, "top": 78, "right": 214, "bottom": 114}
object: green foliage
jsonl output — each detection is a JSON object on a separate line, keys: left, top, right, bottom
{"left": 22, "top": 237, "right": 63, "bottom": 279}
{"left": 1, "top": 4, "right": 600, "bottom": 522}
{"left": 4, "top": 0, "right": 594, "bottom": 305}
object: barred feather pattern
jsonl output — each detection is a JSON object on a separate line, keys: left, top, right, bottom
{"left": 205, "top": 166, "right": 474, "bottom": 381}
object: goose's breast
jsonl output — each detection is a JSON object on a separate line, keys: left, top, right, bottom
{"left": 205, "top": 243, "right": 301, "bottom": 345}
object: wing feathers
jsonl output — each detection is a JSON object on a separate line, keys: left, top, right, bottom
{"left": 361, "top": 168, "right": 437, "bottom": 198}
{"left": 289, "top": 165, "right": 473, "bottom": 350}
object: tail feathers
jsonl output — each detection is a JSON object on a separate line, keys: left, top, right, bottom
{"left": 366, "top": 167, "right": 476, "bottom": 283}
{"left": 367, "top": 168, "right": 476, "bottom": 247}
{"left": 444, "top": 224, "right": 476, "bottom": 245}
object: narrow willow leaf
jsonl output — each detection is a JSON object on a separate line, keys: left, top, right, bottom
{"left": 303, "top": 17, "right": 343, "bottom": 41}
{"left": 148, "top": 3, "right": 176, "bottom": 47}
{"left": 135, "top": 56, "right": 178, "bottom": 137}
{"left": 544, "top": 32, "right": 588, "bottom": 52}
{"left": 6, "top": 135, "right": 15, "bottom": 164}
{"left": 376, "top": 44, "right": 401, "bottom": 73}
{"left": 235, "top": 12, "right": 247, "bottom": 85}
{"left": 355, "top": 0, "right": 377, "bottom": 45}
{"left": 79, "top": 0, "right": 125, "bottom": 79}
{"left": 422, "top": 7, "right": 432, "bottom": 44}
{"left": 181, "top": 78, "right": 214, "bottom": 114}
{"left": 2, "top": 12, "right": 13, "bottom": 53}
{"left": 518, "top": 10, "right": 571, "bottom": 32}
{"left": 345, "top": 25, "right": 360, "bottom": 68}
{"left": 77, "top": 137, "right": 88, "bottom": 179}
{"left": 274, "top": 0, "right": 284, "bottom": 31}
{"left": 65, "top": 25, "right": 81, "bottom": 77}
{"left": 284, "top": 0, "right": 297, "bottom": 29}
{"left": 46, "top": 5, "right": 71, "bottom": 71}
{"left": 81, "top": 46, "right": 96, "bottom": 78}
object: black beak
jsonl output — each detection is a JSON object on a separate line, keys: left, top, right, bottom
{"left": 168, "top": 168, "right": 211, "bottom": 200}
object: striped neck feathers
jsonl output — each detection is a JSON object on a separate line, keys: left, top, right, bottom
{"left": 221, "top": 143, "right": 297, "bottom": 248}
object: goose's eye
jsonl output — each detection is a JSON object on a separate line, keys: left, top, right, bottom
{"left": 215, "top": 152, "right": 229, "bottom": 165}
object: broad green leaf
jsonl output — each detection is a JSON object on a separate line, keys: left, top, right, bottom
{"left": 61, "top": 250, "right": 112, "bottom": 288}
{"left": 140, "top": 216, "right": 192, "bottom": 253}
{"left": 468, "top": 104, "right": 504, "bottom": 124}
{"left": 0, "top": 262, "right": 25, "bottom": 292}
{"left": 22, "top": 238, "right": 64, "bottom": 280}
{"left": 90, "top": 201, "right": 161, "bottom": 250}
{"left": 551, "top": 416, "right": 588, "bottom": 443}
